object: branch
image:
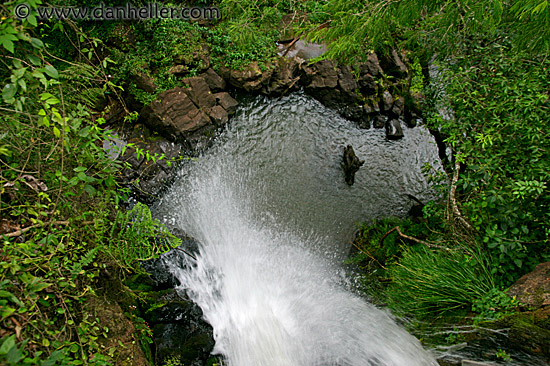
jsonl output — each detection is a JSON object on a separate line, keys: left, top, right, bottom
{"left": 380, "top": 226, "right": 451, "bottom": 251}
{"left": 3, "top": 220, "right": 94, "bottom": 238}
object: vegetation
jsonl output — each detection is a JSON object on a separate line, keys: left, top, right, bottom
{"left": 340, "top": 0, "right": 549, "bottom": 325}
{"left": 0, "top": 2, "right": 180, "bottom": 364}
{"left": 1, "top": 0, "right": 549, "bottom": 363}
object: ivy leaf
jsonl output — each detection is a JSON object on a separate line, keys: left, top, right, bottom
{"left": 44, "top": 65, "right": 59, "bottom": 79}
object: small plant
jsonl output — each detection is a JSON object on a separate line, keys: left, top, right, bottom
{"left": 496, "top": 348, "right": 512, "bottom": 362}
{"left": 472, "top": 288, "right": 519, "bottom": 322}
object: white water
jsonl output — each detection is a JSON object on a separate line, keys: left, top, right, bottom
{"left": 156, "top": 93, "right": 440, "bottom": 366}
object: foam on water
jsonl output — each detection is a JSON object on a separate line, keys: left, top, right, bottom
{"left": 156, "top": 93, "right": 440, "bottom": 365}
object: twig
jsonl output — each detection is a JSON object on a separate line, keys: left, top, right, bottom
{"left": 350, "top": 240, "right": 386, "bottom": 269}
{"left": 175, "top": 247, "right": 197, "bottom": 261}
{"left": 3, "top": 220, "right": 94, "bottom": 238}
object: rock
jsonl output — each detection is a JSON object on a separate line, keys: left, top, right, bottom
{"left": 391, "top": 95, "right": 405, "bottom": 117}
{"left": 358, "top": 73, "right": 377, "bottom": 94}
{"left": 380, "top": 49, "right": 408, "bottom": 77}
{"left": 208, "top": 105, "right": 229, "bottom": 126}
{"left": 184, "top": 76, "right": 216, "bottom": 110}
{"left": 263, "top": 57, "right": 301, "bottom": 96}
{"left": 201, "top": 68, "right": 226, "bottom": 92}
{"left": 131, "top": 72, "right": 158, "bottom": 93}
{"left": 85, "top": 296, "right": 150, "bottom": 366}
{"left": 386, "top": 119, "right": 404, "bottom": 140}
{"left": 508, "top": 262, "right": 550, "bottom": 309}
{"left": 280, "top": 39, "right": 326, "bottom": 60}
{"left": 342, "top": 145, "right": 364, "bottom": 186}
{"left": 373, "top": 115, "right": 387, "bottom": 129}
{"left": 221, "top": 62, "right": 273, "bottom": 92}
{"left": 302, "top": 59, "right": 338, "bottom": 89}
{"left": 140, "top": 87, "right": 212, "bottom": 140}
{"left": 382, "top": 90, "right": 394, "bottom": 111}
{"left": 360, "top": 52, "right": 384, "bottom": 77}
{"left": 461, "top": 361, "right": 493, "bottom": 366}
{"left": 337, "top": 65, "right": 358, "bottom": 93}
{"left": 146, "top": 291, "right": 215, "bottom": 366}
{"left": 213, "top": 92, "right": 238, "bottom": 115}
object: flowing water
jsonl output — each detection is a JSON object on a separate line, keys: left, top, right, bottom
{"left": 154, "top": 92, "right": 442, "bottom": 366}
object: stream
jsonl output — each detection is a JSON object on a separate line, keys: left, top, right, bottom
{"left": 153, "top": 92, "right": 444, "bottom": 365}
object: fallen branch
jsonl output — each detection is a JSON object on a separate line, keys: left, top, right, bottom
{"left": 380, "top": 226, "right": 451, "bottom": 251}
{"left": 3, "top": 220, "right": 94, "bottom": 238}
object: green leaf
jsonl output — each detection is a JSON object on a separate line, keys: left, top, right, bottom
{"left": 84, "top": 184, "right": 97, "bottom": 196}
{"left": 53, "top": 127, "right": 61, "bottom": 138}
{"left": 2, "top": 84, "right": 17, "bottom": 101}
{"left": 0, "top": 334, "right": 16, "bottom": 355}
{"left": 27, "top": 14, "right": 38, "bottom": 27}
{"left": 0, "top": 35, "right": 17, "bottom": 53}
{"left": 77, "top": 172, "right": 87, "bottom": 181}
{"left": 27, "top": 54, "right": 41, "bottom": 66}
{"left": 44, "top": 65, "right": 59, "bottom": 79}
{"left": 30, "top": 37, "right": 43, "bottom": 49}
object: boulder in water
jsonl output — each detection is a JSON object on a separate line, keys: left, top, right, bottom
{"left": 342, "top": 145, "right": 364, "bottom": 186}
{"left": 386, "top": 119, "right": 404, "bottom": 140}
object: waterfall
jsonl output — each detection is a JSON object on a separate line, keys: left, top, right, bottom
{"left": 155, "top": 93, "right": 440, "bottom": 366}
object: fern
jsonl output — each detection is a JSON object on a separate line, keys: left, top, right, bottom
{"left": 109, "top": 203, "right": 182, "bottom": 267}
{"left": 59, "top": 64, "right": 104, "bottom": 109}
{"left": 70, "top": 247, "right": 99, "bottom": 279}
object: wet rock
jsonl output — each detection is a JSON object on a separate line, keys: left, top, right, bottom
{"left": 382, "top": 90, "right": 394, "bottom": 111}
{"left": 358, "top": 73, "right": 377, "bottom": 94}
{"left": 342, "top": 145, "right": 364, "bottom": 186}
{"left": 201, "top": 68, "right": 226, "bottom": 92}
{"left": 146, "top": 290, "right": 215, "bottom": 366}
{"left": 380, "top": 49, "right": 408, "bottom": 77}
{"left": 118, "top": 135, "right": 184, "bottom": 203}
{"left": 213, "top": 92, "right": 239, "bottom": 115}
{"left": 386, "top": 119, "right": 404, "bottom": 140}
{"left": 209, "top": 105, "right": 229, "bottom": 126}
{"left": 373, "top": 115, "right": 387, "bottom": 129}
{"left": 508, "top": 262, "right": 550, "bottom": 309}
{"left": 140, "top": 87, "right": 212, "bottom": 140}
